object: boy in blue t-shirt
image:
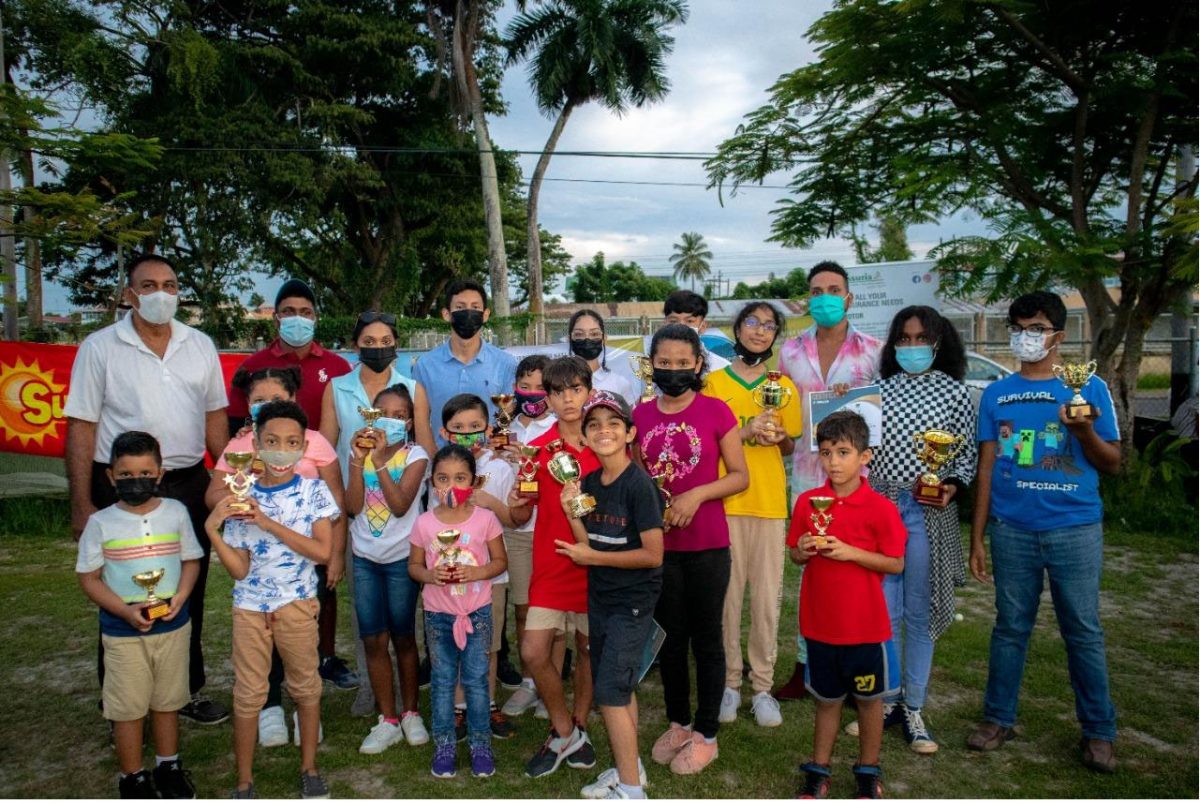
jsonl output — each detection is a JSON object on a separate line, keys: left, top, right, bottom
{"left": 76, "top": 431, "right": 203, "bottom": 799}
{"left": 967, "top": 291, "right": 1121, "bottom": 774}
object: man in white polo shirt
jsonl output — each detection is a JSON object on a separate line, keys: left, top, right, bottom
{"left": 65, "top": 254, "right": 231, "bottom": 725}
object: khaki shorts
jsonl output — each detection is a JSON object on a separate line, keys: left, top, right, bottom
{"left": 526, "top": 606, "right": 589, "bottom": 637}
{"left": 102, "top": 623, "right": 191, "bottom": 722}
{"left": 231, "top": 598, "right": 321, "bottom": 718}
{"left": 490, "top": 582, "right": 507, "bottom": 653}
{"left": 504, "top": 530, "right": 534, "bottom": 606}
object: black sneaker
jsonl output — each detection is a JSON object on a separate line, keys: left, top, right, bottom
{"left": 318, "top": 655, "right": 360, "bottom": 690}
{"left": 565, "top": 728, "right": 597, "bottom": 769}
{"left": 118, "top": 769, "right": 158, "bottom": 799}
{"left": 852, "top": 764, "right": 884, "bottom": 799}
{"left": 180, "top": 694, "right": 229, "bottom": 725}
{"left": 230, "top": 783, "right": 256, "bottom": 799}
{"left": 153, "top": 759, "right": 196, "bottom": 799}
{"left": 418, "top": 657, "right": 431, "bottom": 689}
{"left": 525, "top": 727, "right": 585, "bottom": 778}
{"left": 497, "top": 656, "right": 522, "bottom": 689}
{"left": 299, "top": 770, "right": 330, "bottom": 799}
{"left": 490, "top": 704, "right": 516, "bottom": 739}
{"left": 455, "top": 708, "right": 467, "bottom": 742}
{"left": 797, "top": 762, "right": 831, "bottom": 799}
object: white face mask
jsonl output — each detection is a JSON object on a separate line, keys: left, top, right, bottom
{"left": 1009, "top": 330, "right": 1050, "bottom": 363}
{"left": 135, "top": 290, "right": 179, "bottom": 325}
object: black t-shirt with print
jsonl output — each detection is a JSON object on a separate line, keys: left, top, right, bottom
{"left": 580, "top": 462, "right": 665, "bottom": 609}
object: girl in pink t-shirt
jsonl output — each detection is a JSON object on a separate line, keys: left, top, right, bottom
{"left": 408, "top": 445, "right": 507, "bottom": 779}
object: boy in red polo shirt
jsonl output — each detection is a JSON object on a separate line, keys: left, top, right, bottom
{"left": 786, "top": 411, "right": 906, "bottom": 799}
{"left": 509, "top": 356, "right": 599, "bottom": 778}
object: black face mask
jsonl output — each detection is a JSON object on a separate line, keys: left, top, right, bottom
{"left": 359, "top": 346, "right": 396, "bottom": 373}
{"left": 450, "top": 309, "right": 485, "bottom": 339}
{"left": 653, "top": 367, "right": 700, "bottom": 397}
{"left": 734, "top": 340, "right": 773, "bottom": 367}
{"left": 570, "top": 338, "right": 604, "bottom": 361}
{"left": 514, "top": 390, "right": 549, "bottom": 418}
{"left": 115, "top": 477, "right": 158, "bottom": 506}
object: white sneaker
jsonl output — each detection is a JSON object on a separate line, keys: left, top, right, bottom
{"left": 293, "top": 710, "right": 324, "bottom": 746}
{"left": 257, "top": 706, "right": 288, "bottom": 748}
{"left": 718, "top": 687, "right": 741, "bottom": 723}
{"left": 751, "top": 692, "right": 783, "bottom": 727}
{"left": 359, "top": 716, "right": 404, "bottom": 755}
{"left": 581, "top": 761, "right": 648, "bottom": 799}
{"left": 534, "top": 699, "right": 549, "bottom": 719}
{"left": 844, "top": 701, "right": 897, "bottom": 737}
{"left": 502, "top": 680, "right": 540, "bottom": 717}
{"left": 401, "top": 712, "right": 430, "bottom": 746}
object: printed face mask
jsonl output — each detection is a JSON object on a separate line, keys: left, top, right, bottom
{"left": 808, "top": 294, "right": 846, "bottom": 328}
{"left": 258, "top": 449, "right": 303, "bottom": 473}
{"left": 358, "top": 346, "right": 396, "bottom": 373}
{"left": 248, "top": 401, "right": 266, "bottom": 423}
{"left": 135, "top": 290, "right": 178, "bottom": 325}
{"left": 448, "top": 430, "right": 488, "bottom": 450}
{"left": 514, "top": 390, "right": 548, "bottom": 418}
{"left": 895, "top": 345, "right": 935, "bottom": 374}
{"left": 450, "top": 309, "right": 485, "bottom": 339}
{"left": 1009, "top": 330, "right": 1050, "bottom": 363}
{"left": 376, "top": 417, "right": 409, "bottom": 446}
{"left": 440, "top": 485, "right": 474, "bottom": 508}
{"left": 278, "top": 315, "right": 316, "bottom": 347}
{"left": 570, "top": 338, "right": 604, "bottom": 361}
{"left": 114, "top": 477, "right": 158, "bottom": 506}
{"left": 653, "top": 367, "right": 699, "bottom": 397}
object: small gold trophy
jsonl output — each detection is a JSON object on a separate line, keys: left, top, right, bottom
{"left": 751, "top": 370, "right": 794, "bottom": 436}
{"left": 630, "top": 355, "right": 656, "bottom": 403}
{"left": 490, "top": 393, "right": 515, "bottom": 447}
{"left": 912, "top": 429, "right": 966, "bottom": 504}
{"left": 546, "top": 444, "right": 596, "bottom": 518}
{"left": 356, "top": 406, "right": 384, "bottom": 449}
{"left": 223, "top": 451, "right": 256, "bottom": 513}
{"left": 809, "top": 496, "right": 835, "bottom": 549}
{"left": 434, "top": 528, "right": 467, "bottom": 596}
{"left": 652, "top": 472, "right": 673, "bottom": 518}
{"left": 517, "top": 445, "right": 541, "bottom": 499}
{"left": 132, "top": 567, "right": 170, "bottom": 620}
{"left": 1052, "top": 360, "right": 1099, "bottom": 419}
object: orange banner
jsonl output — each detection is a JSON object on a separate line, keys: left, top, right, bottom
{"left": 0, "top": 341, "right": 248, "bottom": 458}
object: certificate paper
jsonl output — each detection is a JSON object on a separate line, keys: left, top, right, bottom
{"left": 808, "top": 384, "right": 883, "bottom": 451}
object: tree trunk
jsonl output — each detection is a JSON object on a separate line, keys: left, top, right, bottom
{"left": 20, "top": 145, "right": 41, "bottom": 329}
{"left": 526, "top": 103, "right": 574, "bottom": 343}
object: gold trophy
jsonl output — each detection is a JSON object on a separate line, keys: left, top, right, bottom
{"left": 517, "top": 445, "right": 541, "bottom": 499}
{"left": 434, "top": 528, "right": 467, "bottom": 596}
{"left": 652, "top": 472, "right": 673, "bottom": 519}
{"left": 809, "top": 496, "right": 835, "bottom": 549}
{"left": 356, "top": 406, "right": 383, "bottom": 449}
{"left": 912, "top": 429, "right": 966, "bottom": 504}
{"left": 751, "top": 370, "right": 794, "bottom": 436}
{"left": 630, "top": 355, "right": 656, "bottom": 403}
{"left": 223, "top": 451, "right": 256, "bottom": 513}
{"left": 1052, "top": 360, "right": 1099, "bottom": 419}
{"left": 132, "top": 568, "right": 170, "bottom": 620}
{"left": 546, "top": 443, "right": 596, "bottom": 518}
{"left": 490, "top": 393, "right": 515, "bottom": 447}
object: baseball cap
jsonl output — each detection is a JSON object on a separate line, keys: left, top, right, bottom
{"left": 275, "top": 278, "right": 316, "bottom": 309}
{"left": 582, "top": 389, "right": 633, "bottom": 426}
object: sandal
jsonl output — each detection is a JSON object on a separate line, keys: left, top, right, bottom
{"left": 966, "top": 721, "right": 1015, "bottom": 751}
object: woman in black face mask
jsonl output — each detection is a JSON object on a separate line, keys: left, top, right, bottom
{"left": 567, "top": 309, "right": 636, "bottom": 405}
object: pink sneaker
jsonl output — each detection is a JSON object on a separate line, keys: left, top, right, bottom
{"left": 669, "top": 732, "right": 719, "bottom": 775}
{"left": 650, "top": 723, "right": 693, "bottom": 765}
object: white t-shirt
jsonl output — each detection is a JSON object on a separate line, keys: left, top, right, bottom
{"left": 223, "top": 476, "right": 341, "bottom": 613}
{"left": 592, "top": 366, "right": 637, "bottom": 406}
{"left": 349, "top": 444, "right": 429, "bottom": 564}
{"left": 63, "top": 316, "right": 228, "bottom": 469}
{"left": 510, "top": 415, "right": 557, "bottom": 533}
{"left": 476, "top": 450, "right": 516, "bottom": 584}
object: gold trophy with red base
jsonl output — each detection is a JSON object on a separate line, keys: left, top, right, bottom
{"left": 912, "top": 429, "right": 966, "bottom": 504}
{"left": 133, "top": 568, "right": 170, "bottom": 620}
{"left": 1052, "top": 361, "right": 1099, "bottom": 419}
{"left": 809, "top": 497, "right": 835, "bottom": 549}
{"left": 435, "top": 528, "right": 468, "bottom": 596}
{"left": 516, "top": 446, "right": 540, "bottom": 499}
{"left": 490, "top": 394, "right": 515, "bottom": 447}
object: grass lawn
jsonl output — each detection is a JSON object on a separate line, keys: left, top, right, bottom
{"left": 0, "top": 496, "right": 1195, "bottom": 799}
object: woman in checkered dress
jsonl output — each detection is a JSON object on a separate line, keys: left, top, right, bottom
{"left": 867, "top": 306, "right": 977, "bottom": 755}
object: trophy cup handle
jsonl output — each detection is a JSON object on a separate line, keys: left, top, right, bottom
{"left": 945, "top": 433, "right": 967, "bottom": 462}
{"left": 1051, "top": 364, "right": 1066, "bottom": 383}
{"left": 779, "top": 385, "right": 794, "bottom": 408}
{"left": 911, "top": 432, "right": 926, "bottom": 458}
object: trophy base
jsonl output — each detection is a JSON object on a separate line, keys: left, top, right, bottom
{"left": 1065, "top": 402, "right": 1098, "bottom": 419}
{"left": 492, "top": 433, "right": 511, "bottom": 448}
{"left": 639, "top": 393, "right": 656, "bottom": 404}
{"left": 229, "top": 500, "right": 252, "bottom": 513}
{"left": 915, "top": 478, "right": 945, "bottom": 505}
{"left": 517, "top": 480, "right": 539, "bottom": 499}
{"left": 141, "top": 598, "right": 170, "bottom": 621}
{"left": 354, "top": 436, "right": 376, "bottom": 449}
{"left": 566, "top": 494, "right": 597, "bottom": 519}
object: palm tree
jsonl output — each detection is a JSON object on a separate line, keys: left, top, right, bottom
{"left": 506, "top": 0, "right": 688, "bottom": 335}
{"left": 670, "top": 231, "right": 712, "bottom": 291}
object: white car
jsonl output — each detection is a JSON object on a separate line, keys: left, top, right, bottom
{"left": 964, "top": 351, "right": 1012, "bottom": 408}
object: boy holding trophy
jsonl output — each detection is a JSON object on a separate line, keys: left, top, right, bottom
{"left": 76, "top": 431, "right": 203, "bottom": 799}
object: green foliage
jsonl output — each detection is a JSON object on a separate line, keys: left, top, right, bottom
{"left": 669, "top": 231, "right": 712, "bottom": 291}
{"left": 566, "top": 252, "right": 677, "bottom": 303}
{"left": 1102, "top": 432, "right": 1198, "bottom": 532}
{"left": 852, "top": 215, "right": 915, "bottom": 264}
{"left": 1136, "top": 372, "right": 1172, "bottom": 390}
{"left": 731, "top": 266, "right": 809, "bottom": 300}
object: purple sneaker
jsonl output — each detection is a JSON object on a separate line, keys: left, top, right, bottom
{"left": 431, "top": 741, "right": 457, "bottom": 778}
{"left": 470, "top": 744, "right": 496, "bottom": 778}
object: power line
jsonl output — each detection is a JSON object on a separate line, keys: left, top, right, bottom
{"left": 159, "top": 145, "right": 720, "bottom": 159}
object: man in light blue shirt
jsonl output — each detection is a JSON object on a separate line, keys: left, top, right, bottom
{"left": 412, "top": 278, "right": 518, "bottom": 457}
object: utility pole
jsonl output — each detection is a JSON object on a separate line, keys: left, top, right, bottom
{"left": 1170, "top": 145, "right": 1197, "bottom": 415}
{"left": 0, "top": 7, "right": 16, "bottom": 341}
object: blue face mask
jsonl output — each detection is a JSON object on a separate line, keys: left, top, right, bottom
{"left": 895, "top": 345, "right": 935, "bottom": 375}
{"left": 376, "top": 417, "right": 409, "bottom": 446}
{"left": 278, "top": 315, "right": 316, "bottom": 348}
{"left": 248, "top": 401, "right": 265, "bottom": 423}
{"left": 809, "top": 294, "right": 846, "bottom": 328}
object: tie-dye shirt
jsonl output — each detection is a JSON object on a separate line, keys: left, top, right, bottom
{"left": 778, "top": 325, "right": 882, "bottom": 493}
{"left": 349, "top": 444, "right": 429, "bottom": 564}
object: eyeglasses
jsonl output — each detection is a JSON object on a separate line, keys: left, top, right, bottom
{"left": 358, "top": 311, "right": 396, "bottom": 326}
{"left": 741, "top": 316, "right": 778, "bottom": 334}
{"left": 1007, "top": 324, "right": 1056, "bottom": 336}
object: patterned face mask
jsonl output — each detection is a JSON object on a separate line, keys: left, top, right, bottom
{"left": 448, "top": 430, "right": 488, "bottom": 450}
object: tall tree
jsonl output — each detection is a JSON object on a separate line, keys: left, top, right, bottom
{"left": 566, "top": 251, "right": 674, "bottom": 302}
{"left": 505, "top": 0, "right": 687, "bottom": 334}
{"left": 852, "top": 215, "right": 915, "bottom": 264}
{"left": 670, "top": 230, "right": 712, "bottom": 291}
{"left": 707, "top": 0, "right": 1197, "bottom": 443}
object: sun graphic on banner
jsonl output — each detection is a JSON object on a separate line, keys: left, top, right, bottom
{"left": 0, "top": 357, "right": 67, "bottom": 447}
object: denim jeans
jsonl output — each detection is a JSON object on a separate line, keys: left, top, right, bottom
{"left": 983, "top": 518, "right": 1116, "bottom": 741}
{"left": 352, "top": 556, "right": 419, "bottom": 638}
{"left": 882, "top": 493, "right": 934, "bottom": 709}
{"left": 425, "top": 607, "right": 492, "bottom": 748}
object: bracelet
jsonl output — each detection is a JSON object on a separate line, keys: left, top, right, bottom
{"left": 349, "top": 460, "right": 364, "bottom": 468}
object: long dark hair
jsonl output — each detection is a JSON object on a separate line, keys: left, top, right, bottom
{"left": 568, "top": 308, "right": 608, "bottom": 370}
{"left": 879, "top": 305, "right": 966, "bottom": 381}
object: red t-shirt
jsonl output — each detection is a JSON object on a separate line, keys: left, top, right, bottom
{"left": 228, "top": 339, "right": 352, "bottom": 429}
{"left": 787, "top": 480, "right": 906, "bottom": 645}
{"left": 527, "top": 424, "right": 600, "bottom": 613}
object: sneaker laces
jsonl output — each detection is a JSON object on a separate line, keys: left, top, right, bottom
{"left": 905, "top": 707, "right": 930, "bottom": 740}
{"left": 434, "top": 742, "right": 456, "bottom": 761}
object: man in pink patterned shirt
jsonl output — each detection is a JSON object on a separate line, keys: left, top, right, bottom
{"left": 775, "top": 261, "right": 882, "bottom": 700}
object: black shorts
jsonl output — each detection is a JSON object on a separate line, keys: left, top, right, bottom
{"left": 588, "top": 598, "right": 656, "bottom": 708}
{"left": 804, "top": 639, "right": 900, "bottom": 702}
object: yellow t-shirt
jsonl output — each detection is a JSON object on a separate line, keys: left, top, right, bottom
{"left": 703, "top": 366, "right": 803, "bottom": 519}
